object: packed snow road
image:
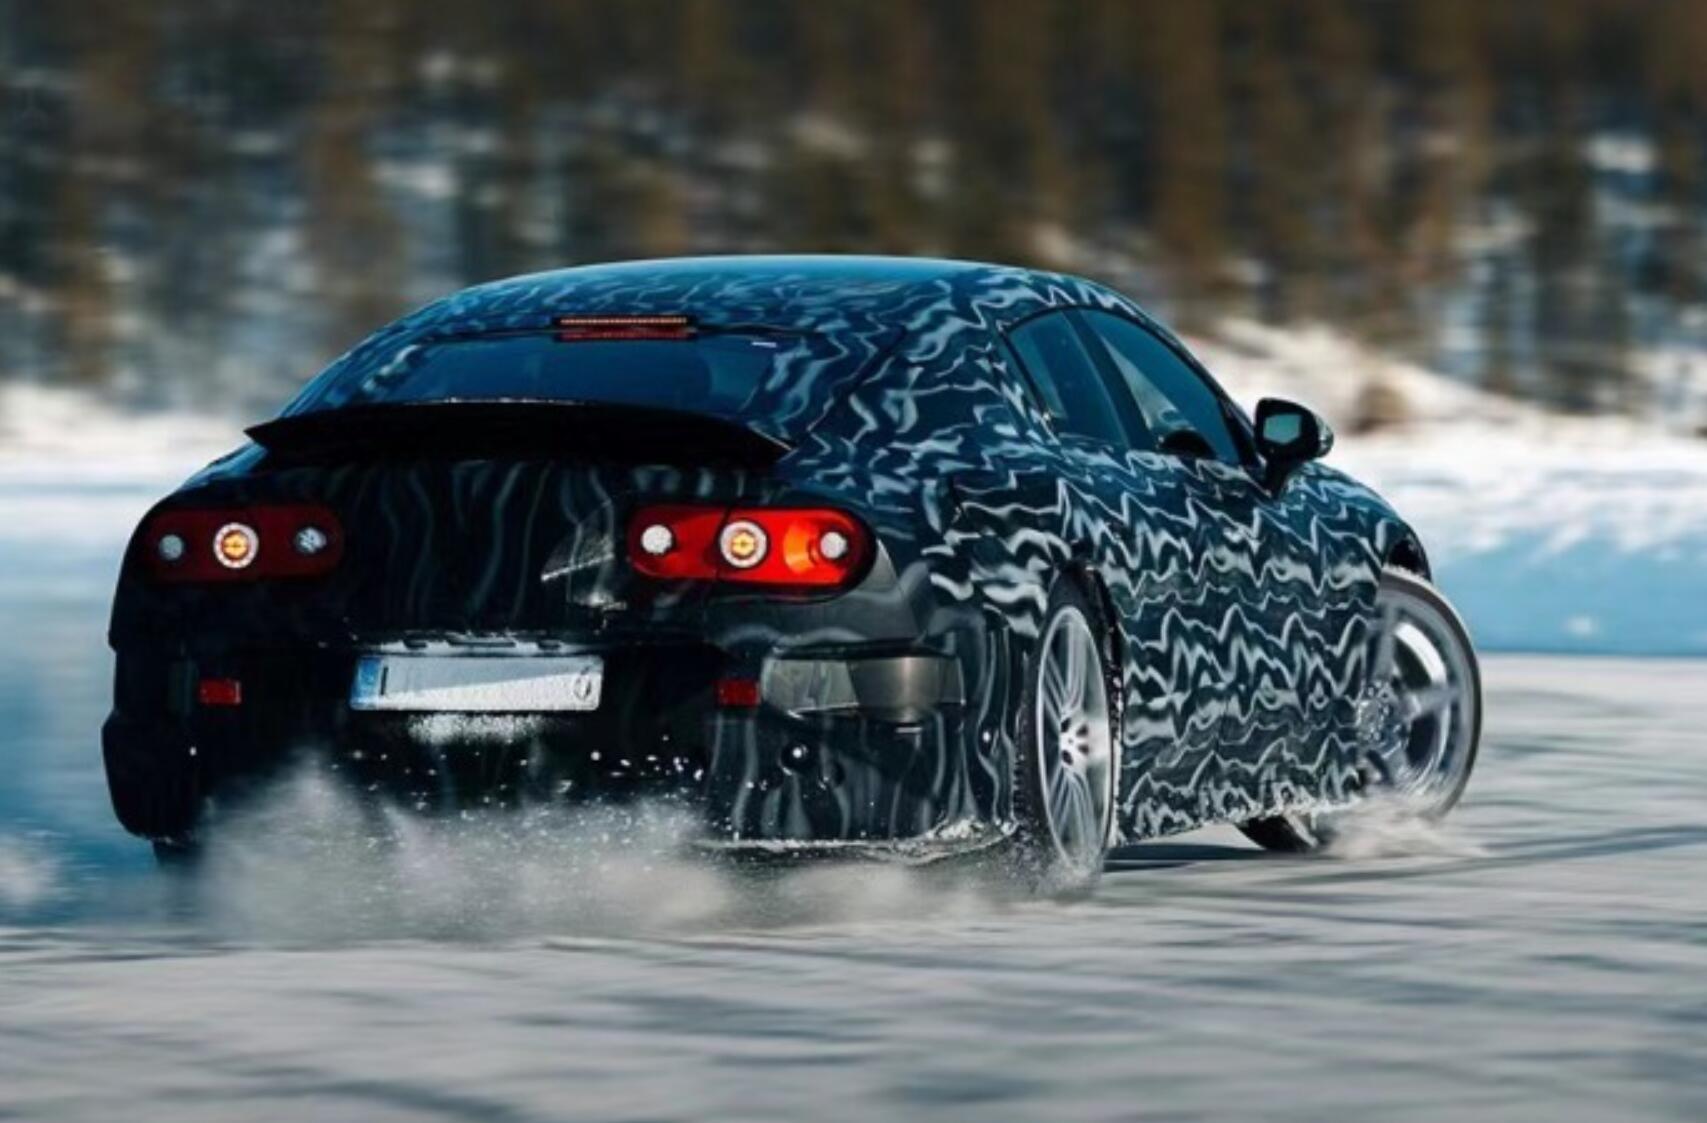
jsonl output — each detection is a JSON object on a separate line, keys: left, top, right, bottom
{"left": 2, "top": 494, "right": 1706, "bottom": 1122}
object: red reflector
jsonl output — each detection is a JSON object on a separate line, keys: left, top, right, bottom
{"left": 197, "top": 678, "right": 243, "bottom": 707}
{"left": 554, "top": 314, "right": 695, "bottom": 342}
{"left": 715, "top": 678, "right": 762, "bottom": 709}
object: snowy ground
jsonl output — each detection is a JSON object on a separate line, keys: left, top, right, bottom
{"left": 3, "top": 656, "right": 1706, "bottom": 1123}
{"left": 6, "top": 320, "right": 1707, "bottom": 655}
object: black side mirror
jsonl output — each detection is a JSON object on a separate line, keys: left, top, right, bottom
{"left": 1254, "top": 398, "right": 1334, "bottom": 491}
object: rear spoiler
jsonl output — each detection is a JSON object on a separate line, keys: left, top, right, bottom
{"left": 246, "top": 399, "right": 792, "bottom": 468}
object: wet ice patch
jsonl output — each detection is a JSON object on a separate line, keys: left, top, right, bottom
{"left": 1320, "top": 794, "right": 1487, "bottom": 861}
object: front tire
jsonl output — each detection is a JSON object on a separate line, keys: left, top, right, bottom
{"left": 1239, "top": 567, "right": 1482, "bottom": 853}
{"left": 1010, "top": 581, "right": 1118, "bottom": 889}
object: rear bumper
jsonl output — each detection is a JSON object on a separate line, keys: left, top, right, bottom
{"left": 103, "top": 638, "right": 999, "bottom": 846}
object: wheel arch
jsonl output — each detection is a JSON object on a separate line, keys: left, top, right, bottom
{"left": 1057, "top": 556, "right": 1124, "bottom": 676}
{"left": 1057, "top": 556, "right": 1127, "bottom": 811}
{"left": 1384, "top": 532, "right": 1432, "bottom": 581}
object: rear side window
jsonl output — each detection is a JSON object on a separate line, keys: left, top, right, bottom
{"left": 1007, "top": 313, "right": 1139, "bottom": 447}
{"left": 1078, "top": 310, "right": 1241, "bottom": 463}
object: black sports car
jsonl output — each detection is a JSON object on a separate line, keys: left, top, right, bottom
{"left": 105, "top": 256, "right": 1481, "bottom": 883}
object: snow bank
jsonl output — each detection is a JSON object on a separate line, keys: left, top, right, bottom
{"left": 0, "top": 382, "right": 235, "bottom": 486}
{"left": 0, "top": 383, "right": 235, "bottom": 556}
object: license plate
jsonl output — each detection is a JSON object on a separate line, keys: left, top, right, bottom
{"left": 350, "top": 653, "right": 603, "bottom": 713}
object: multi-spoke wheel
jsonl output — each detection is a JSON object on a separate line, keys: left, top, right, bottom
{"left": 1012, "top": 582, "right": 1117, "bottom": 887}
{"left": 1240, "top": 567, "right": 1482, "bottom": 853}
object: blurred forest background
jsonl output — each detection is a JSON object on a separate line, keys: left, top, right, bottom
{"left": 3, "top": 0, "right": 1706, "bottom": 423}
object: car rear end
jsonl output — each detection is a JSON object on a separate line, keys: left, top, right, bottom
{"left": 103, "top": 310, "right": 998, "bottom": 854}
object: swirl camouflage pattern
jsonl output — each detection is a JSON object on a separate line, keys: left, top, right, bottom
{"left": 103, "top": 256, "right": 1478, "bottom": 879}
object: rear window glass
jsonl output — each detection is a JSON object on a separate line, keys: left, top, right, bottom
{"left": 286, "top": 333, "right": 795, "bottom": 420}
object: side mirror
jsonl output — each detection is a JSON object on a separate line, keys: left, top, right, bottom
{"left": 1254, "top": 398, "right": 1334, "bottom": 491}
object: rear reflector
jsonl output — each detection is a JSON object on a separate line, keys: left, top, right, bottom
{"left": 197, "top": 678, "right": 243, "bottom": 707}
{"left": 553, "top": 314, "right": 695, "bottom": 342}
{"left": 715, "top": 677, "right": 762, "bottom": 708}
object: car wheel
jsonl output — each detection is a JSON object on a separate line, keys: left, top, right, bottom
{"left": 1240, "top": 567, "right": 1482, "bottom": 853}
{"left": 152, "top": 837, "right": 204, "bottom": 870}
{"left": 1011, "top": 581, "right": 1118, "bottom": 889}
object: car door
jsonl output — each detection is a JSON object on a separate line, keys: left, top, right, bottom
{"left": 1071, "top": 308, "right": 1332, "bottom": 817}
{"left": 1004, "top": 311, "right": 1233, "bottom": 833}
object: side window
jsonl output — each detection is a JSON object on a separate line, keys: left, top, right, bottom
{"left": 1006, "top": 313, "right": 1147, "bottom": 448}
{"left": 1078, "top": 310, "right": 1241, "bottom": 463}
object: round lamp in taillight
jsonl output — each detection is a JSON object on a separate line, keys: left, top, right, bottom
{"left": 719, "top": 519, "right": 769, "bottom": 569}
{"left": 213, "top": 522, "right": 259, "bottom": 569}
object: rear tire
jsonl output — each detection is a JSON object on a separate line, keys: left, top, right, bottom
{"left": 1010, "top": 581, "right": 1118, "bottom": 890}
{"left": 1239, "top": 567, "right": 1482, "bottom": 853}
{"left": 151, "top": 837, "right": 203, "bottom": 870}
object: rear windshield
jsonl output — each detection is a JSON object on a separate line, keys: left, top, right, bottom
{"left": 281, "top": 327, "right": 888, "bottom": 439}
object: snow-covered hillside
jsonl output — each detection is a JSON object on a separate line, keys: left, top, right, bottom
{"left": 6, "top": 323, "right": 1707, "bottom": 655}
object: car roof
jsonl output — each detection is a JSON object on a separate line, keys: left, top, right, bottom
{"left": 409, "top": 254, "right": 1142, "bottom": 337}
{"left": 505, "top": 254, "right": 989, "bottom": 290}
{"left": 302, "top": 255, "right": 1192, "bottom": 421}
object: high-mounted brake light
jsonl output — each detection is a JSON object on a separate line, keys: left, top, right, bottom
{"left": 628, "top": 505, "right": 871, "bottom": 589}
{"left": 142, "top": 505, "right": 344, "bottom": 583}
{"left": 553, "top": 314, "right": 696, "bottom": 342}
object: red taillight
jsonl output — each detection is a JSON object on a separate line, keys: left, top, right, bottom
{"left": 142, "top": 505, "right": 344, "bottom": 583}
{"left": 628, "top": 505, "right": 870, "bottom": 589}
{"left": 553, "top": 314, "right": 695, "bottom": 342}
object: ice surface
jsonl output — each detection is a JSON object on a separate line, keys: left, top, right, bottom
{"left": 4, "top": 659, "right": 1707, "bottom": 1122}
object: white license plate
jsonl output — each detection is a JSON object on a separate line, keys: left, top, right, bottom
{"left": 350, "top": 653, "right": 604, "bottom": 713}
